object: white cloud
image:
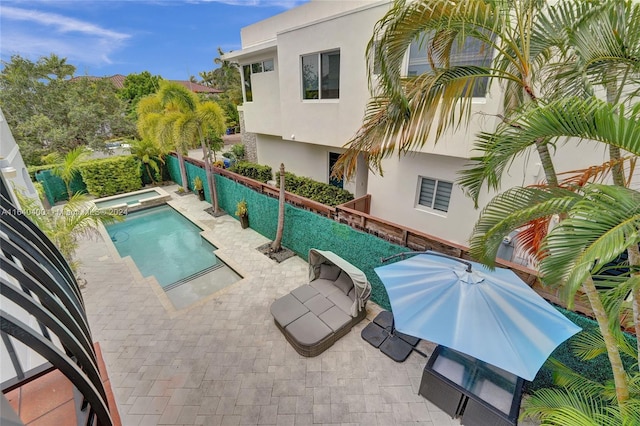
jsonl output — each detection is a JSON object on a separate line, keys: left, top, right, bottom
{"left": 0, "top": 6, "right": 130, "bottom": 66}
{"left": 2, "top": 6, "right": 130, "bottom": 40}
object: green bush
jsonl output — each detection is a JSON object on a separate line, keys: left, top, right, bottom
{"left": 79, "top": 156, "right": 142, "bottom": 197}
{"left": 230, "top": 161, "right": 272, "bottom": 183}
{"left": 230, "top": 143, "right": 245, "bottom": 160}
{"left": 276, "top": 170, "right": 354, "bottom": 207}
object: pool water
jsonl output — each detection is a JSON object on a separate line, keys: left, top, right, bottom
{"left": 106, "top": 205, "right": 218, "bottom": 287}
{"left": 96, "top": 190, "right": 161, "bottom": 209}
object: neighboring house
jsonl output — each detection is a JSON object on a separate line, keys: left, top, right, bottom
{"left": 71, "top": 74, "right": 224, "bottom": 95}
{"left": 0, "top": 108, "right": 41, "bottom": 208}
{"left": 223, "top": 0, "right": 610, "bottom": 252}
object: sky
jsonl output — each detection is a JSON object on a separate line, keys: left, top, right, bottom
{"left": 0, "top": 0, "right": 309, "bottom": 80}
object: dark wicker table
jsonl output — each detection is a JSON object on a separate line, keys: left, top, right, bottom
{"left": 419, "top": 345, "right": 524, "bottom": 426}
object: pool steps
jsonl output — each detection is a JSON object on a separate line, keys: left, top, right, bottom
{"left": 162, "top": 263, "right": 225, "bottom": 292}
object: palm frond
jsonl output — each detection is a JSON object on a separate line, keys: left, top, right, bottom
{"left": 558, "top": 156, "right": 637, "bottom": 189}
{"left": 469, "top": 186, "right": 580, "bottom": 265}
{"left": 539, "top": 184, "right": 640, "bottom": 301}
{"left": 522, "top": 387, "right": 614, "bottom": 426}
{"left": 545, "top": 358, "right": 607, "bottom": 398}
{"left": 158, "top": 81, "right": 197, "bottom": 113}
{"left": 468, "top": 98, "right": 640, "bottom": 168}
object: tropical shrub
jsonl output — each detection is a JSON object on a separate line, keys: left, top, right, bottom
{"left": 276, "top": 171, "right": 354, "bottom": 206}
{"left": 230, "top": 161, "right": 272, "bottom": 182}
{"left": 79, "top": 156, "right": 142, "bottom": 197}
{"left": 230, "top": 143, "right": 245, "bottom": 160}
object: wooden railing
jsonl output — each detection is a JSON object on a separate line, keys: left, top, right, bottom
{"left": 181, "top": 155, "right": 596, "bottom": 321}
{"left": 340, "top": 194, "right": 371, "bottom": 214}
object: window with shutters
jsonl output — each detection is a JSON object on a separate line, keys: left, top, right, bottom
{"left": 417, "top": 177, "right": 453, "bottom": 213}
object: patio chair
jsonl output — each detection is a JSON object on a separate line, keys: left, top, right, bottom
{"left": 270, "top": 249, "right": 371, "bottom": 356}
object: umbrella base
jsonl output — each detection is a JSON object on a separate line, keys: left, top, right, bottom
{"left": 361, "top": 311, "right": 421, "bottom": 362}
{"left": 380, "top": 334, "right": 414, "bottom": 362}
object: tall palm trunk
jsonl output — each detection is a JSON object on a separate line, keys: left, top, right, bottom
{"left": 176, "top": 150, "right": 189, "bottom": 192}
{"left": 271, "top": 163, "right": 286, "bottom": 252}
{"left": 626, "top": 244, "right": 640, "bottom": 366}
{"left": 200, "top": 139, "right": 221, "bottom": 213}
{"left": 524, "top": 83, "right": 629, "bottom": 400}
{"left": 583, "top": 276, "right": 630, "bottom": 404}
{"left": 523, "top": 85, "right": 560, "bottom": 188}
{"left": 606, "top": 79, "right": 639, "bottom": 366}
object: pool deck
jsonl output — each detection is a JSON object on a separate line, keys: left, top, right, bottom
{"left": 78, "top": 185, "right": 537, "bottom": 425}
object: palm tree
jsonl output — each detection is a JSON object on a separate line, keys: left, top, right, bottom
{"left": 137, "top": 84, "right": 191, "bottom": 191}
{"left": 336, "top": 0, "right": 562, "bottom": 188}
{"left": 53, "top": 146, "right": 86, "bottom": 199}
{"left": 160, "top": 83, "right": 226, "bottom": 213}
{"left": 16, "top": 191, "right": 121, "bottom": 271}
{"left": 129, "top": 138, "right": 166, "bottom": 185}
{"left": 468, "top": 98, "right": 640, "bottom": 406}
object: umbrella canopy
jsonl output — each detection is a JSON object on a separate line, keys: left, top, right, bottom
{"left": 374, "top": 251, "right": 581, "bottom": 381}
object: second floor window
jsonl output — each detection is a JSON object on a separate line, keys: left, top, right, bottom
{"left": 241, "top": 59, "right": 274, "bottom": 102}
{"left": 301, "top": 50, "right": 340, "bottom": 100}
{"left": 408, "top": 34, "right": 492, "bottom": 98}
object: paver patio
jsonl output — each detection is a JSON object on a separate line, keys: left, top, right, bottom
{"left": 79, "top": 185, "right": 535, "bottom": 425}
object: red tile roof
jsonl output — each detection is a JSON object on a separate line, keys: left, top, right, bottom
{"left": 71, "top": 74, "right": 223, "bottom": 94}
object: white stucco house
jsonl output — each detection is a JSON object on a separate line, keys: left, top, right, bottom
{"left": 223, "top": 0, "right": 611, "bottom": 254}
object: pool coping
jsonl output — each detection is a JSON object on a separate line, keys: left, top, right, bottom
{"left": 92, "top": 187, "right": 172, "bottom": 214}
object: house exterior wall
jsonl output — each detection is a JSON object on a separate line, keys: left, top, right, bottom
{"left": 228, "top": 0, "right": 619, "bottom": 248}
{"left": 368, "top": 141, "right": 610, "bottom": 245}
{"left": 0, "top": 108, "right": 40, "bottom": 208}
{"left": 256, "top": 134, "right": 364, "bottom": 196}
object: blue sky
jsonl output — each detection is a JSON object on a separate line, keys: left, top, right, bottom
{"left": 0, "top": 0, "right": 308, "bottom": 80}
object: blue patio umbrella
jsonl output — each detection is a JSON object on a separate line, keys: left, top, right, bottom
{"left": 374, "top": 251, "right": 581, "bottom": 381}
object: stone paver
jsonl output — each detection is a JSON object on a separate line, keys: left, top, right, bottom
{"left": 79, "top": 184, "right": 536, "bottom": 425}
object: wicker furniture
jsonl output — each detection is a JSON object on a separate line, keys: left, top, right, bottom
{"left": 419, "top": 345, "right": 524, "bottom": 426}
{"left": 270, "top": 249, "right": 371, "bottom": 357}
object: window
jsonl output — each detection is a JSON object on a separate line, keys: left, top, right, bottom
{"left": 242, "top": 65, "right": 252, "bottom": 102}
{"left": 251, "top": 62, "right": 263, "bottom": 73}
{"left": 241, "top": 59, "right": 275, "bottom": 102}
{"left": 417, "top": 177, "right": 453, "bottom": 213}
{"left": 407, "top": 33, "right": 492, "bottom": 97}
{"left": 301, "top": 49, "right": 340, "bottom": 100}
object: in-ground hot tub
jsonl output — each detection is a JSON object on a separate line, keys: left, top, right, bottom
{"left": 92, "top": 187, "right": 171, "bottom": 213}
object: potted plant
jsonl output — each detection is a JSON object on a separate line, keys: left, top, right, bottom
{"left": 235, "top": 199, "right": 249, "bottom": 229}
{"left": 193, "top": 176, "right": 205, "bottom": 201}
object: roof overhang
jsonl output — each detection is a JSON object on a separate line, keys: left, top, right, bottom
{"left": 222, "top": 39, "right": 277, "bottom": 63}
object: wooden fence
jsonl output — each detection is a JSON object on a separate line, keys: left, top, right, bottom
{"left": 181, "top": 155, "right": 598, "bottom": 321}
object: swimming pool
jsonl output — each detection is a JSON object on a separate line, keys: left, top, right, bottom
{"left": 93, "top": 188, "right": 171, "bottom": 212}
{"left": 105, "top": 205, "right": 241, "bottom": 309}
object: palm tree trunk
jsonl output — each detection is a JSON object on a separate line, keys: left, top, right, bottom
{"left": 534, "top": 140, "right": 559, "bottom": 187}
{"left": 606, "top": 82, "right": 626, "bottom": 187}
{"left": 176, "top": 150, "right": 189, "bottom": 192}
{"left": 145, "top": 164, "right": 156, "bottom": 185}
{"left": 201, "top": 139, "right": 220, "bottom": 213}
{"left": 523, "top": 86, "right": 559, "bottom": 188}
{"left": 583, "top": 276, "right": 629, "bottom": 404}
{"left": 626, "top": 243, "right": 640, "bottom": 366}
{"left": 271, "top": 163, "right": 285, "bottom": 252}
